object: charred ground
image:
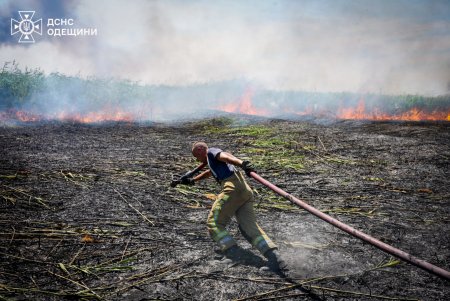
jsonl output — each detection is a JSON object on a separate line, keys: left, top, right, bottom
{"left": 0, "top": 117, "right": 449, "bottom": 300}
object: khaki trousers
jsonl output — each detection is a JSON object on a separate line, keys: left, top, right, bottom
{"left": 206, "top": 171, "right": 276, "bottom": 254}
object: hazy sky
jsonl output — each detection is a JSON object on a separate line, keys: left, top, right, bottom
{"left": 1, "top": 0, "right": 450, "bottom": 95}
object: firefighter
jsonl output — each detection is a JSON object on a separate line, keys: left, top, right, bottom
{"left": 180, "top": 141, "right": 288, "bottom": 275}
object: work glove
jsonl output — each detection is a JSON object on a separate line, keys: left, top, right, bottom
{"left": 241, "top": 160, "right": 256, "bottom": 176}
{"left": 180, "top": 177, "right": 195, "bottom": 185}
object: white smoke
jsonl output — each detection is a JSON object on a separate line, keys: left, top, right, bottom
{"left": 1, "top": 0, "right": 449, "bottom": 95}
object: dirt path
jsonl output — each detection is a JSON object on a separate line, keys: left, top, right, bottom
{"left": 1, "top": 118, "right": 449, "bottom": 300}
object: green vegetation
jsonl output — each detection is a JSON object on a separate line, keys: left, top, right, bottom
{"left": 202, "top": 120, "right": 306, "bottom": 172}
{"left": 0, "top": 61, "right": 45, "bottom": 107}
{"left": 193, "top": 116, "right": 234, "bottom": 132}
{"left": 0, "top": 61, "right": 151, "bottom": 111}
{"left": 255, "top": 191, "right": 299, "bottom": 212}
{"left": 2, "top": 61, "right": 449, "bottom": 116}
{"left": 206, "top": 124, "right": 273, "bottom": 136}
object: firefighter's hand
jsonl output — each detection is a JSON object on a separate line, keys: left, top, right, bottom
{"left": 180, "top": 177, "right": 195, "bottom": 185}
{"left": 170, "top": 180, "right": 180, "bottom": 188}
{"left": 241, "top": 160, "right": 256, "bottom": 176}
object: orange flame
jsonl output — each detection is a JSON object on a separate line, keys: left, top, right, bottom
{"left": 14, "top": 110, "right": 43, "bottom": 122}
{"left": 335, "top": 100, "right": 449, "bottom": 121}
{"left": 218, "top": 90, "right": 269, "bottom": 116}
{"left": 0, "top": 109, "right": 137, "bottom": 123}
{"left": 1, "top": 98, "right": 449, "bottom": 123}
{"left": 218, "top": 92, "right": 449, "bottom": 122}
{"left": 55, "top": 110, "right": 134, "bottom": 123}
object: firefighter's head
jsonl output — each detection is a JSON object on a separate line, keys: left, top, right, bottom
{"left": 192, "top": 141, "right": 208, "bottom": 163}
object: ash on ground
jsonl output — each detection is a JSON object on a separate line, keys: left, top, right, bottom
{"left": 1, "top": 117, "right": 449, "bottom": 300}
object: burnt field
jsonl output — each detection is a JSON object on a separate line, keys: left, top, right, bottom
{"left": 0, "top": 117, "right": 449, "bottom": 300}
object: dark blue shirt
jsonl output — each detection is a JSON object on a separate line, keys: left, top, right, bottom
{"left": 207, "top": 147, "right": 236, "bottom": 181}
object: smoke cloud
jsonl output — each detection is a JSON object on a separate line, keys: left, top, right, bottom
{"left": 1, "top": 0, "right": 450, "bottom": 96}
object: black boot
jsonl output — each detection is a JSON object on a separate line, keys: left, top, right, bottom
{"left": 214, "top": 245, "right": 242, "bottom": 262}
{"left": 223, "top": 245, "right": 242, "bottom": 261}
{"left": 210, "top": 246, "right": 242, "bottom": 272}
{"left": 264, "top": 249, "right": 289, "bottom": 277}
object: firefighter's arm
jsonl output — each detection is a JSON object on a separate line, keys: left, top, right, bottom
{"left": 217, "top": 152, "right": 255, "bottom": 176}
{"left": 216, "top": 152, "right": 243, "bottom": 166}
{"left": 192, "top": 169, "right": 212, "bottom": 182}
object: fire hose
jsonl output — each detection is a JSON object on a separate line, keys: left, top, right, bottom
{"left": 248, "top": 171, "right": 450, "bottom": 281}
{"left": 171, "top": 163, "right": 449, "bottom": 280}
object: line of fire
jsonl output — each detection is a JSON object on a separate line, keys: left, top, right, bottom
{"left": 1, "top": 90, "right": 449, "bottom": 124}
